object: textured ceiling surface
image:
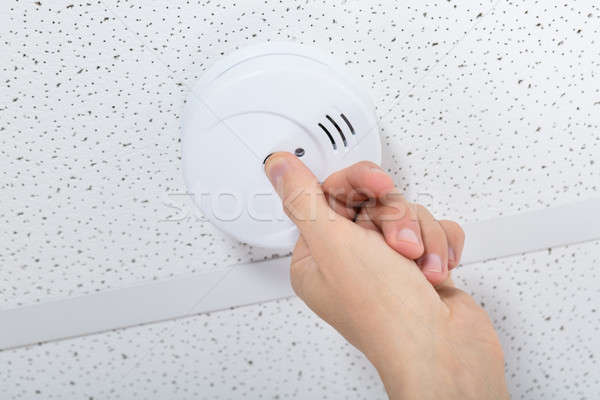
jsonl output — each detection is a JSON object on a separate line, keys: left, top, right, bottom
{"left": 1, "top": 0, "right": 599, "bottom": 398}
{"left": 2, "top": 242, "right": 599, "bottom": 399}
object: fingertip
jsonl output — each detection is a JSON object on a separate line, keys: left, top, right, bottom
{"left": 448, "top": 246, "right": 458, "bottom": 270}
{"left": 438, "top": 220, "right": 466, "bottom": 269}
{"left": 264, "top": 152, "right": 292, "bottom": 191}
{"left": 263, "top": 151, "right": 293, "bottom": 170}
{"left": 426, "top": 270, "right": 450, "bottom": 287}
{"left": 418, "top": 254, "right": 449, "bottom": 286}
{"left": 391, "top": 227, "right": 424, "bottom": 258}
{"left": 388, "top": 240, "right": 424, "bottom": 260}
{"left": 263, "top": 152, "right": 325, "bottom": 210}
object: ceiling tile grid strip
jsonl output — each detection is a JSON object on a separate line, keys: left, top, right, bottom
{"left": 2, "top": 198, "right": 599, "bottom": 350}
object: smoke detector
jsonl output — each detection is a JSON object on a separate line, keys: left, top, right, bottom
{"left": 182, "top": 42, "right": 382, "bottom": 249}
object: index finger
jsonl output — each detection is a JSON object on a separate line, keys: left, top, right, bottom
{"left": 322, "top": 161, "right": 395, "bottom": 206}
{"left": 323, "top": 162, "right": 423, "bottom": 259}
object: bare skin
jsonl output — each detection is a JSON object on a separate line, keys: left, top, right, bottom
{"left": 264, "top": 152, "right": 509, "bottom": 400}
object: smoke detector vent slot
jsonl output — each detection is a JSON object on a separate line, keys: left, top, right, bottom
{"left": 318, "top": 123, "right": 337, "bottom": 150}
{"left": 340, "top": 113, "right": 355, "bottom": 135}
{"left": 326, "top": 115, "right": 348, "bottom": 147}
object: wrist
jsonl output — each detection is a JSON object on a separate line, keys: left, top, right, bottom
{"left": 365, "top": 334, "right": 450, "bottom": 400}
{"left": 371, "top": 351, "right": 422, "bottom": 399}
{"left": 363, "top": 339, "right": 421, "bottom": 398}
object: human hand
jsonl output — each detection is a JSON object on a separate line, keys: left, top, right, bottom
{"left": 320, "top": 158, "right": 464, "bottom": 286}
{"left": 264, "top": 152, "right": 509, "bottom": 400}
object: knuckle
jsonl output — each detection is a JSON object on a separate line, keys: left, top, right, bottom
{"left": 282, "top": 187, "right": 315, "bottom": 222}
{"left": 423, "top": 219, "right": 447, "bottom": 244}
{"left": 443, "top": 220, "right": 465, "bottom": 241}
{"left": 382, "top": 206, "right": 408, "bottom": 222}
{"left": 415, "top": 203, "right": 428, "bottom": 216}
{"left": 455, "top": 224, "right": 466, "bottom": 241}
{"left": 433, "top": 223, "right": 447, "bottom": 241}
{"left": 282, "top": 192, "right": 303, "bottom": 219}
{"left": 380, "top": 190, "right": 407, "bottom": 207}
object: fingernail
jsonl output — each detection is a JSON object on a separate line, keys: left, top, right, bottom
{"left": 264, "top": 155, "right": 289, "bottom": 192}
{"left": 448, "top": 247, "right": 456, "bottom": 263}
{"left": 397, "top": 228, "right": 419, "bottom": 246}
{"left": 420, "top": 254, "right": 443, "bottom": 273}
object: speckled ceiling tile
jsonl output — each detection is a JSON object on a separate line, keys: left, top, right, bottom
{"left": 1, "top": 241, "right": 599, "bottom": 399}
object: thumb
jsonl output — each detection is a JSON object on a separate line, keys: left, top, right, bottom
{"left": 264, "top": 152, "right": 345, "bottom": 245}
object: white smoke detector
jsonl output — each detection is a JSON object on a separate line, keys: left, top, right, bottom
{"left": 182, "top": 42, "right": 382, "bottom": 249}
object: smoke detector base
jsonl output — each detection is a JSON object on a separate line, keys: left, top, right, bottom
{"left": 182, "top": 43, "right": 382, "bottom": 249}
